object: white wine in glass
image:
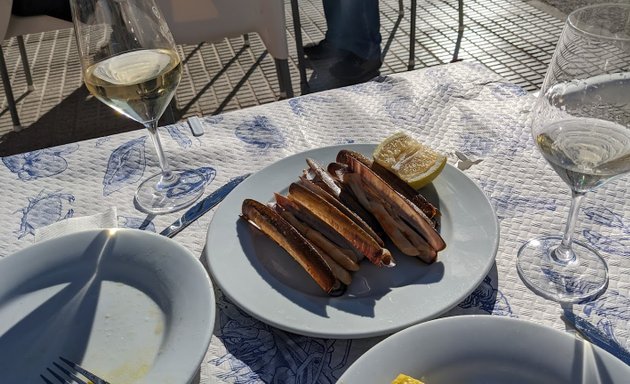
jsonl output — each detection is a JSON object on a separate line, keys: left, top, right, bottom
{"left": 70, "top": 0, "right": 205, "bottom": 214}
{"left": 517, "top": 4, "right": 630, "bottom": 303}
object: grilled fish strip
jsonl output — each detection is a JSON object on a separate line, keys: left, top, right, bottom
{"left": 286, "top": 182, "right": 394, "bottom": 267}
{"left": 337, "top": 149, "right": 446, "bottom": 252}
{"left": 241, "top": 199, "right": 341, "bottom": 294}
{"left": 379, "top": 188, "right": 437, "bottom": 262}
{"left": 297, "top": 176, "right": 384, "bottom": 247}
{"left": 278, "top": 209, "right": 360, "bottom": 271}
{"left": 344, "top": 173, "right": 437, "bottom": 262}
{"left": 306, "top": 158, "right": 382, "bottom": 235}
{"left": 320, "top": 162, "right": 385, "bottom": 238}
{"left": 275, "top": 193, "right": 364, "bottom": 261}
{"left": 333, "top": 152, "right": 441, "bottom": 226}
{"left": 370, "top": 161, "right": 441, "bottom": 225}
{"left": 305, "top": 158, "right": 341, "bottom": 196}
{"left": 314, "top": 244, "right": 353, "bottom": 285}
{"left": 304, "top": 165, "right": 369, "bottom": 226}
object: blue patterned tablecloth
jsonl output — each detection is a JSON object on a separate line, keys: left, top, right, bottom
{"left": 1, "top": 61, "right": 628, "bottom": 383}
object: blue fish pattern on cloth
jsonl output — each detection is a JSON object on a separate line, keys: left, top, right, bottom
{"left": 493, "top": 115, "right": 531, "bottom": 158}
{"left": 458, "top": 110, "right": 530, "bottom": 160}
{"left": 336, "top": 75, "right": 391, "bottom": 96}
{"left": 205, "top": 116, "right": 224, "bottom": 124}
{"left": 583, "top": 206, "right": 628, "bottom": 231}
{"left": 458, "top": 130, "right": 497, "bottom": 158}
{"left": 583, "top": 229, "right": 630, "bottom": 257}
{"left": 167, "top": 126, "right": 193, "bottom": 149}
{"left": 2, "top": 144, "right": 79, "bottom": 181}
{"left": 582, "top": 205, "right": 630, "bottom": 256}
{"left": 119, "top": 216, "right": 156, "bottom": 232}
{"left": 212, "top": 295, "right": 351, "bottom": 383}
{"left": 541, "top": 267, "right": 604, "bottom": 296}
{"left": 103, "top": 137, "right": 147, "bottom": 196}
{"left": 455, "top": 275, "right": 513, "bottom": 316}
{"left": 581, "top": 290, "right": 630, "bottom": 349}
{"left": 194, "top": 166, "right": 216, "bottom": 184}
{"left": 95, "top": 137, "right": 111, "bottom": 147}
{"left": 584, "top": 290, "right": 630, "bottom": 322}
{"left": 384, "top": 96, "right": 431, "bottom": 125}
{"left": 288, "top": 95, "right": 333, "bottom": 117}
{"left": 480, "top": 180, "right": 557, "bottom": 221}
{"left": 16, "top": 190, "right": 75, "bottom": 239}
{"left": 166, "top": 166, "right": 216, "bottom": 198}
{"left": 235, "top": 116, "right": 286, "bottom": 150}
{"left": 434, "top": 81, "right": 467, "bottom": 99}
{"left": 491, "top": 83, "right": 528, "bottom": 99}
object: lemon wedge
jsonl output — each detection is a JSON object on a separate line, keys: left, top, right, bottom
{"left": 373, "top": 132, "right": 446, "bottom": 190}
{"left": 391, "top": 373, "right": 425, "bottom": 384}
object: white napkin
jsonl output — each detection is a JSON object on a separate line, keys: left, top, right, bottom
{"left": 33, "top": 207, "right": 118, "bottom": 243}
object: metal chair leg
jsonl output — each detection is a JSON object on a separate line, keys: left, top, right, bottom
{"left": 408, "top": 0, "right": 417, "bottom": 71}
{"left": 275, "top": 58, "right": 294, "bottom": 99}
{"left": 0, "top": 45, "right": 23, "bottom": 131}
{"left": 17, "top": 36, "right": 34, "bottom": 91}
{"left": 289, "top": 0, "right": 309, "bottom": 95}
{"left": 451, "top": 0, "right": 465, "bottom": 62}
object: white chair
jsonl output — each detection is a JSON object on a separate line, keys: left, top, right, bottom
{"left": 155, "top": 0, "right": 293, "bottom": 100}
{"left": 0, "top": 0, "right": 73, "bottom": 130}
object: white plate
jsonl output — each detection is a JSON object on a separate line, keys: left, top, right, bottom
{"left": 338, "top": 315, "right": 630, "bottom": 383}
{"left": 0, "top": 229, "right": 214, "bottom": 384}
{"left": 205, "top": 144, "right": 498, "bottom": 338}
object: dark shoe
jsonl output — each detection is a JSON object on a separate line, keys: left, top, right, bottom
{"left": 304, "top": 39, "right": 345, "bottom": 60}
{"left": 329, "top": 53, "right": 382, "bottom": 85}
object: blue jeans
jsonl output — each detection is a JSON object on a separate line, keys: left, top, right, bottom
{"left": 323, "top": 0, "right": 382, "bottom": 61}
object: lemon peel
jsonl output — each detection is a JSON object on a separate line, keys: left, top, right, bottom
{"left": 373, "top": 132, "right": 446, "bottom": 190}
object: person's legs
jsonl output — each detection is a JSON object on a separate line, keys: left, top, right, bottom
{"left": 304, "top": 0, "right": 345, "bottom": 60}
{"left": 323, "top": 0, "right": 342, "bottom": 45}
{"left": 305, "top": 0, "right": 382, "bottom": 84}
{"left": 329, "top": 0, "right": 382, "bottom": 84}
{"left": 329, "top": 0, "right": 381, "bottom": 61}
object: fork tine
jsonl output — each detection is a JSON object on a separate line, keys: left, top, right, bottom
{"left": 59, "top": 356, "right": 109, "bottom": 384}
{"left": 41, "top": 357, "right": 109, "bottom": 384}
{"left": 46, "top": 367, "right": 68, "bottom": 383}
{"left": 40, "top": 374, "right": 55, "bottom": 384}
{"left": 41, "top": 364, "right": 87, "bottom": 384}
{"left": 52, "top": 361, "right": 88, "bottom": 384}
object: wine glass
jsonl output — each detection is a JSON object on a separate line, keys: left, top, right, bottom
{"left": 70, "top": 0, "right": 205, "bottom": 214}
{"left": 517, "top": 3, "right": 630, "bottom": 303}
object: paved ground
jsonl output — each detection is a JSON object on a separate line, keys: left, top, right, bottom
{"left": 0, "top": 0, "right": 595, "bottom": 156}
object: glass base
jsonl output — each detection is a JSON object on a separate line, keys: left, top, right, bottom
{"left": 516, "top": 236, "right": 608, "bottom": 303}
{"left": 134, "top": 169, "right": 205, "bottom": 215}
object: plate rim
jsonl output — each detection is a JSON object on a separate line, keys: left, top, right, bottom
{"left": 0, "top": 228, "right": 215, "bottom": 384}
{"left": 337, "top": 314, "right": 630, "bottom": 382}
{"left": 205, "top": 143, "right": 499, "bottom": 338}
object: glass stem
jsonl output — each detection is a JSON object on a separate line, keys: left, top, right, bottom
{"left": 553, "top": 191, "right": 585, "bottom": 263}
{"left": 144, "top": 120, "right": 177, "bottom": 189}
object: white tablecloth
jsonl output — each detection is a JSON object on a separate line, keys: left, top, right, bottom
{"left": 1, "top": 61, "right": 628, "bottom": 383}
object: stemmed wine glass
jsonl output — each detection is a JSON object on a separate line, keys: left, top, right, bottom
{"left": 70, "top": 0, "right": 205, "bottom": 214}
{"left": 517, "top": 3, "right": 630, "bottom": 303}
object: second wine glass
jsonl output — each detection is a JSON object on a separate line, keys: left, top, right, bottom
{"left": 70, "top": 0, "right": 205, "bottom": 214}
{"left": 516, "top": 3, "right": 630, "bottom": 303}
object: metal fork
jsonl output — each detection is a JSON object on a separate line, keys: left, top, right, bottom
{"left": 40, "top": 356, "right": 110, "bottom": 384}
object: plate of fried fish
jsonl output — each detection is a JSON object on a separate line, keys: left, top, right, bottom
{"left": 205, "top": 144, "right": 499, "bottom": 338}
